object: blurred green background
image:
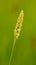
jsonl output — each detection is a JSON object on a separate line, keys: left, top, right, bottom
{"left": 0, "top": 0, "right": 36, "bottom": 65}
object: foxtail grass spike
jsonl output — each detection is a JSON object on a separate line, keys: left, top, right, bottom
{"left": 14, "top": 10, "right": 24, "bottom": 40}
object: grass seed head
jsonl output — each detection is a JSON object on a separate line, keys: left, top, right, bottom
{"left": 14, "top": 10, "right": 24, "bottom": 39}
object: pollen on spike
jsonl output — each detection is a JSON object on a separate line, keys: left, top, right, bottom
{"left": 14, "top": 10, "right": 24, "bottom": 39}
{"left": 17, "top": 10, "right": 24, "bottom": 23}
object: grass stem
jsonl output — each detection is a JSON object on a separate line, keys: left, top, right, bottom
{"left": 9, "top": 38, "right": 16, "bottom": 65}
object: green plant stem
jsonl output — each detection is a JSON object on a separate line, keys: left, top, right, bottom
{"left": 9, "top": 38, "right": 16, "bottom": 65}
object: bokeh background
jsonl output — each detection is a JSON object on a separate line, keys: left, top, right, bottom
{"left": 0, "top": 0, "right": 36, "bottom": 65}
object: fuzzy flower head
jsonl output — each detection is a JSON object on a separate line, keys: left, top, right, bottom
{"left": 14, "top": 10, "right": 24, "bottom": 39}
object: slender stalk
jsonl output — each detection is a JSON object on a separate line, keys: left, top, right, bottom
{"left": 9, "top": 38, "right": 16, "bottom": 65}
